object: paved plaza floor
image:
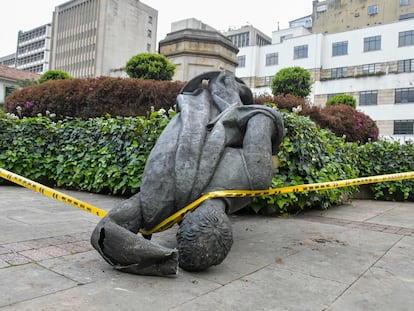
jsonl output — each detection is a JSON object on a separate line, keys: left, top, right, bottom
{"left": 0, "top": 185, "right": 413, "bottom": 310}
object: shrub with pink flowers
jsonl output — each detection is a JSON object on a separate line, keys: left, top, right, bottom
{"left": 5, "top": 77, "right": 184, "bottom": 119}
{"left": 255, "top": 94, "right": 378, "bottom": 144}
{"left": 302, "top": 104, "right": 378, "bottom": 144}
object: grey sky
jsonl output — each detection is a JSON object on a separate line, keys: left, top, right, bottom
{"left": 0, "top": 0, "right": 312, "bottom": 56}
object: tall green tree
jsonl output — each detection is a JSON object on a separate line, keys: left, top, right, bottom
{"left": 125, "top": 53, "right": 175, "bottom": 81}
{"left": 271, "top": 66, "right": 311, "bottom": 98}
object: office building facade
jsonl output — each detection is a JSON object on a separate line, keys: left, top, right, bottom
{"left": 0, "top": 54, "right": 16, "bottom": 68}
{"left": 50, "top": 0, "right": 157, "bottom": 78}
{"left": 15, "top": 24, "right": 52, "bottom": 74}
{"left": 312, "top": 0, "right": 414, "bottom": 34}
{"left": 235, "top": 19, "right": 414, "bottom": 140}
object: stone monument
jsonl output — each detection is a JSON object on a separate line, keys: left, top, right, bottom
{"left": 91, "top": 71, "right": 284, "bottom": 276}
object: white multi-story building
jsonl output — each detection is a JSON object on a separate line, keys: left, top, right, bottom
{"left": 15, "top": 24, "right": 52, "bottom": 74}
{"left": 235, "top": 19, "right": 414, "bottom": 140}
{"left": 50, "top": 0, "right": 158, "bottom": 78}
{"left": 0, "top": 54, "right": 16, "bottom": 68}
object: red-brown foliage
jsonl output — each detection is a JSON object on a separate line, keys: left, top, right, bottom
{"left": 254, "top": 94, "right": 378, "bottom": 144}
{"left": 302, "top": 104, "right": 379, "bottom": 144}
{"left": 254, "top": 93, "right": 306, "bottom": 111}
{"left": 5, "top": 77, "right": 184, "bottom": 119}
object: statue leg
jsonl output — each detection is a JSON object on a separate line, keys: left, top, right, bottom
{"left": 90, "top": 194, "right": 178, "bottom": 276}
{"left": 242, "top": 114, "right": 275, "bottom": 189}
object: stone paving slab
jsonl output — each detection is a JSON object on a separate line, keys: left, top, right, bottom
{"left": 1, "top": 186, "right": 414, "bottom": 310}
{"left": 327, "top": 237, "right": 414, "bottom": 311}
{"left": 0, "top": 263, "right": 78, "bottom": 308}
{"left": 1, "top": 267, "right": 222, "bottom": 311}
{"left": 169, "top": 266, "right": 347, "bottom": 311}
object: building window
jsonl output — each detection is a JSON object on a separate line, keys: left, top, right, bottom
{"left": 332, "top": 41, "right": 348, "bottom": 56}
{"left": 394, "top": 120, "right": 414, "bottom": 135}
{"left": 17, "top": 52, "right": 45, "bottom": 66}
{"left": 148, "top": 15, "right": 153, "bottom": 24}
{"left": 398, "top": 59, "right": 414, "bottom": 72}
{"left": 359, "top": 90, "right": 378, "bottom": 105}
{"left": 395, "top": 88, "right": 414, "bottom": 103}
{"left": 331, "top": 67, "right": 347, "bottom": 78}
{"left": 237, "top": 55, "right": 246, "bottom": 68}
{"left": 5, "top": 86, "right": 17, "bottom": 98}
{"left": 228, "top": 32, "right": 249, "bottom": 48}
{"left": 400, "top": 0, "right": 411, "bottom": 6}
{"left": 18, "top": 26, "right": 47, "bottom": 42}
{"left": 265, "top": 53, "right": 278, "bottom": 66}
{"left": 362, "top": 63, "right": 381, "bottom": 74}
{"left": 294, "top": 44, "right": 308, "bottom": 59}
{"left": 256, "top": 34, "right": 271, "bottom": 46}
{"left": 399, "top": 30, "right": 414, "bottom": 47}
{"left": 147, "top": 29, "right": 152, "bottom": 38}
{"left": 367, "top": 5, "right": 379, "bottom": 15}
{"left": 364, "top": 35, "right": 381, "bottom": 52}
{"left": 146, "top": 43, "right": 151, "bottom": 52}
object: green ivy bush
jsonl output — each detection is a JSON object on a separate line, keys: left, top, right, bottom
{"left": 250, "top": 111, "right": 359, "bottom": 215}
{"left": 1, "top": 111, "right": 412, "bottom": 213}
{"left": 5, "top": 77, "right": 184, "bottom": 119}
{"left": 0, "top": 116, "right": 59, "bottom": 185}
{"left": 0, "top": 109, "right": 358, "bottom": 213}
{"left": 52, "top": 112, "right": 172, "bottom": 194}
{"left": 357, "top": 139, "right": 414, "bottom": 201}
{"left": 0, "top": 110, "right": 173, "bottom": 195}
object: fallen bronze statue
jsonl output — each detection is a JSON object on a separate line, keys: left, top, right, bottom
{"left": 91, "top": 71, "right": 285, "bottom": 276}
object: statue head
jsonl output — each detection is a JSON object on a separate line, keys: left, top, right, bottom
{"left": 176, "top": 202, "right": 233, "bottom": 271}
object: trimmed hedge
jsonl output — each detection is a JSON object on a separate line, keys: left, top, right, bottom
{"left": 1, "top": 110, "right": 360, "bottom": 214}
{"left": 6, "top": 84, "right": 378, "bottom": 145}
{"left": 5, "top": 77, "right": 184, "bottom": 119}
{"left": 1, "top": 113, "right": 411, "bottom": 213}
{"left": 357, "top": 139, "right": 414, "bottom": 201}
{"left": 251, "top": 111, "right": 359, "bottom": 214}
{"left": 0, "top": 111, "right": 172, "bottom": 194}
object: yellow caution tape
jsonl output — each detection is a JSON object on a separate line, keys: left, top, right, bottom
{"left": 140, "top": 171, "right": 414, "bottom": 234}
{"left": 1, "top": 167, "right": 414, "bottom": 235}
{"left": 0, "top": 168, "right": 107, "bottom": 218}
